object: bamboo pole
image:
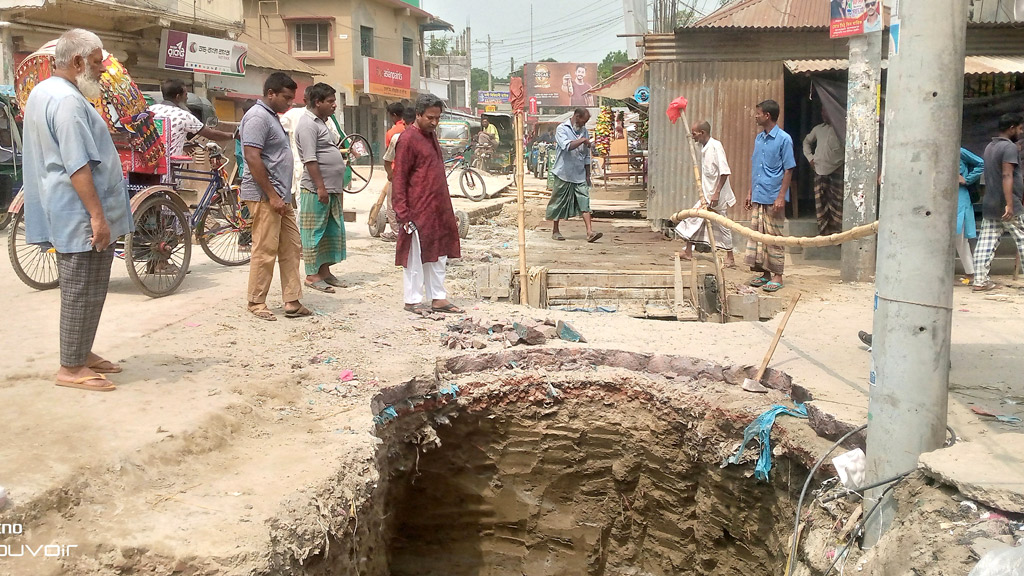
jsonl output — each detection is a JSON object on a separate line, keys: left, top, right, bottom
{"left": 515, "top": 112, "right": 527, "bottom": 305}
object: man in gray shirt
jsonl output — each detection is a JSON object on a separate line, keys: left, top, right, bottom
{"left": 295, "top": 83, "right": 347, "bottom": 293}
{"left": 240, "top": 72, "right": 309, "bottom": 320}
{"left": 802, "top": 108, "right": 845, "bottom": 235}
{"left": 973, "top": 112, "right": 1024, "bottom": 292}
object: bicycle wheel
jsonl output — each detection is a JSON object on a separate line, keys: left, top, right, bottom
{"left": 197, "top": 187, "right": 252, "bottom": 266}
{"left": 340, "top": 134, "right": 374, "bottom": 194}
{"left": 7, "top": 208, "right": 59, "bottom": 290}
{"left": 459, "top": 168, "right": 486, "bottom": 202}
{"left": 125, "top": 194, "right": 191, "bottom": 298}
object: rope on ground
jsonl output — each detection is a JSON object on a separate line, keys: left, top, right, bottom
{"left": 670, "top": 209, "right": 879, "bottom": 248}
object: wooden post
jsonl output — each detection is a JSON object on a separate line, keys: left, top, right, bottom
{"left": 515, "top": 111, "right": 527, "bottom": 304}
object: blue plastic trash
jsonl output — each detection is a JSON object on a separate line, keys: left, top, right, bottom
{"left": 722, "top": 403, "right": 808, "bottom": 482}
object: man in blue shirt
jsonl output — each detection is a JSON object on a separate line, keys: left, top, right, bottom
{"left": 546, "top": 108, "right": 602, "bottom": 243}
{"left": 23, "top": 29, "right": 131, "bottom": 392}
{"left": 745, "top": 99, "right": 796, "bottom": 292}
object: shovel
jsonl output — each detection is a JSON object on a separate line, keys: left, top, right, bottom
{"left": 743, "top": 292, "right": 802, "bottom": 393}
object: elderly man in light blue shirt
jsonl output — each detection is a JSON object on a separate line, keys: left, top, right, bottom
{"left": 744, "top": 99, "right": 796, "bottom": 292}
{"left": 22, "top": 29, "right": 131, "bottom": 392}
{"left": 546, "top": 107, "right": 602, "bottom": 243}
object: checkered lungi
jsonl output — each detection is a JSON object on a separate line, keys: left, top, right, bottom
{"left": 56, "top": 247, "right": 115, "bottom": 367}
{"left": 744, "top": 203, "right": 786, "bottom": 276}
{"left": 814, "top": 168, "right": 844, "bottom": 236}
{"left": 972, "top": 215, "right": 1024, "bottom": 286}
{"left": 299, "top": 189, "right": 346, "bottom": 275}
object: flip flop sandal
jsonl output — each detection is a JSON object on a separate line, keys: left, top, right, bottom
{"left": 762, "top": 281, "right": 783, "bottom": 293}
{"left": 749, "top": 276, "right": 771, "bottom": 287}
{"left": 404, "top": 303, "right": 429, "bottom": 313}
{"left": 88, "top": 359, "right": 122, "bottom": 374}
{"left": 56, "top": 373, "right": 116, "bottom": 392}
{"left": 972, "top": 281, "right": 997, "bottom": 292}
{"left": 285, "top": 304, "right": 313, "bottom": 318}
{"left": 587, "top": 232, "right": 604, "bottom": 243}
{"left": 323, "top": 276, "right": 347, "bottom": 288}
{"left": 431, "top": 303, "right": 465, "bottom": 314}
{"left": 305, "top": 280, "right": 336, "bottom": 293}
{"left": 249, "top": 307, "right": 277, "bottom": 321}
{"left": 552, "top": 232, "right": 566, "bottom": 241}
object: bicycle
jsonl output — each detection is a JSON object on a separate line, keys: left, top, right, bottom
{"left": 445, "top": 145, "right": 486, "bottom": 202}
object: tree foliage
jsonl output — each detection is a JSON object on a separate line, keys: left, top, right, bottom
{"left": 598, "top": 50, "right": 629, "bottom": 81}
{"left": 427, "top": 35, "right": 450, "bottom": 56}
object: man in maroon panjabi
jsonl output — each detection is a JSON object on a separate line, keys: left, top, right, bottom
{"left": 392, "top": 94, "right": 463, "bottom": 314}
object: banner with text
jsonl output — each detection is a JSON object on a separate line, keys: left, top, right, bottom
{"left": 830, "top": 0, "right": 884, "bottom": 39}
{"left": 159, "top": 29, "right": 246, "bottom": 77}
{"left": 524, "top": 62, "right": 598, "bottom": 107}
{"left": 477, "top": 90, "right": 510, "bottom": 104}
{"left": 363, "top": 57, "right": 411, "bottom": 99}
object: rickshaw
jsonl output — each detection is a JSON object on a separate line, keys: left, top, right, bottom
{"left": 6, "top": 40, "right": 193, "bottom": 297}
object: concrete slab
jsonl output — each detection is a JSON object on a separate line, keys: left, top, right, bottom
{"left": 919, "top": 435, "right": 1024, "bottom": 513}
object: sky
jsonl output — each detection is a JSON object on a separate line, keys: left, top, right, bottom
{"left": 420, "top": 0, "right": 726, "bottom": 72}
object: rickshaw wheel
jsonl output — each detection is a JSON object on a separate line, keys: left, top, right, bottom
{"left": 368, "top": 208, "right": 386, "bottom": 237}
{"left": 125, "top": 194, "right": 191, "bottom": 298}
{"left": 7, "top": 208, "right": 60, "bottom": 290}
{"left": 455, "top": 210, "right": 469, "bottom": 239}
{"left": 339, "top": 134, "right": 375, "bottom": 194}
{"left": 198, "top": 188, "right": 252, "bottom": 266}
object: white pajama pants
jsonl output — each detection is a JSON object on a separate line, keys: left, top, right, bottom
{"left": 955, "top": 231, "right": 975, "bottom": 276}
{"left": 404, "top": 230, "right": 448, "bottom": 304}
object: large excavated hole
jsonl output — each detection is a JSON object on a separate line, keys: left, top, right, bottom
{"left": 374, "top": 349, "right": 816, "bottom": 576}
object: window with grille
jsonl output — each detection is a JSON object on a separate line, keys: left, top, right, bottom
{"left": 293, "top": 22, "right": 330, "bottom": 53}
{"left": 360, "top": 26, "right": 374, "bottom": 57}
{"left": 402, "top": 37, "right": 414, "bottom": 66}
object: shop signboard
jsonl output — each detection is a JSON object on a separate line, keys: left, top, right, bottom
{"left": 363, "top": 57, "right": 412, "bottom": 99}
{"left": 830, "top": 0, "right": 884, "bottom": 39}
{"left": 524, "top": 62, "right": 598, "bottom": 107}
{"left": 477, "top": 90, "right": 510, "bottom": 104}
{"left": 159, "top": 29, "right": 247, "bottom": 76}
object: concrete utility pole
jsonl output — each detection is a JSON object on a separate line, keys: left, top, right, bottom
{"left": 841, "top": 31, "right": 882, "bottom": 282}
{"left": 474, "top": 34, "right": 502, "bottom": 91}
{"left": 863, "top": 0, "right": 967, "bottom": 547}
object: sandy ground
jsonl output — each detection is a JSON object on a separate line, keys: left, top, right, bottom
{"left": 1, "top": 170, "right": 1023, "bottom": 574}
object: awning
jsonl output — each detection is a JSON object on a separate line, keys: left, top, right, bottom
{"left": 238, "top": 32, "right": 323, "bottom": 77}
{"left": 786, "top": 56, "right": 1024, "bottom": 75}
{"left": 586, "top": 60, "right": 646, "bottom": 100}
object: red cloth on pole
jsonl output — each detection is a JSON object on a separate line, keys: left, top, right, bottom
{"left": 666, "top": 96, "right": 689, "bottom": 124}
{"left": 391, "top": 125, "right": 461, "bottom": 266}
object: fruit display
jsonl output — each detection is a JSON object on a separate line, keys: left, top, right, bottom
{"left": 593, "top": 106, "right": 613, "bottom": 157}
{"left": 636, "top": 114, "right": 649, "bottom": 148}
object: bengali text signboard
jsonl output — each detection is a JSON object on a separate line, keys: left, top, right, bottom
{"left": 159, "top": 29, "right": 246, "bottom": 77}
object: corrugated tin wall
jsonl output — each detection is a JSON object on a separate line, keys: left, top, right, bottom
{"left": 648, "top": 60, "right": 784, "bottom": 223}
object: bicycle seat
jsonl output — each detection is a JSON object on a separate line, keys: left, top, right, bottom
{"left": 170, "top": 155, "right": 193, "bottom": 164}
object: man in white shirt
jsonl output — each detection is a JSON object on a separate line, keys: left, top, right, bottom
{"left": 675, "top": 120, "right": 736, "bottom": 266}
{"left": 149, "top": 79, "right": 234, "bottom": 159}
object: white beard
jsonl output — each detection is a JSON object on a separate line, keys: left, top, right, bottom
{"left": 76, "top": 70, "right": 103, "bottom": 100}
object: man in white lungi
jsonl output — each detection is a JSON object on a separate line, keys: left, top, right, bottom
{"left": 675, "top": 120, "right": 736, "bottom": 267}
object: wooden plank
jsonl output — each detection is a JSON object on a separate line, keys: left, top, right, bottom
{"left": 548, "top": 273, "right": 677, "bottom": 289}
{"left": 546, "top": 287, "right": 675, "bottom": 300}
{"left": 547, "top": 299, "right": 669, "bottom": 318}
{"left": 547, "top": 269, "right": 675, "bottom": 276}
{"left": 689, "top": 256, "right": 701, "bottom": 321}
{"left": 526, "top": 266, "right": 548, "bottom": 309}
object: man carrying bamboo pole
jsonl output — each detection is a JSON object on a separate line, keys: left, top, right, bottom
{"left": 675, "top": 120, "right": 736, "bottom": 267}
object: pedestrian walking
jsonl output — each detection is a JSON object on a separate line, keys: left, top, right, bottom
{"left": 22, "top": 29, "right": 130, "bottom": 392}
{"left": 547, "top": 107, "right": 602, "bottom": 243}
{"left": 956, "top": 147, "right": 983, "bottom": 284}
{"left": 240, "top": 72, "right": 310, "bottom": 320}
{"left": 295, "top": 82, "right": 347, "bottom": 294}
{"left": 972, "top": 113, "right": 1024, "bottom": 292}
{"left": 745, "top": 99, "right": 796, "bottom": 293}
{"left": 803, "top": 109, "right": 845, "bottom": 235}
{"left": 675, "top": 120, "right": 736, "bottom": 266}
{"left": 392, "top": 94, "right": 463, "bottom": 314}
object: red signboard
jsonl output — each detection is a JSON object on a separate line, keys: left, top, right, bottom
{"left": 529, "top": 96, "right": 537, "bottom": 115}
{"left": 363, "top": 57, "right": 412, "bottom": 99}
